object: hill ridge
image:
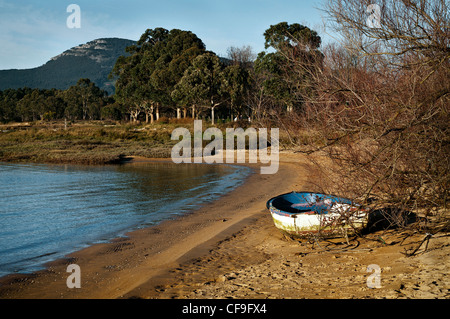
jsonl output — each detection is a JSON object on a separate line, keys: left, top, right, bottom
{"left": 0, "top": 38, "right": 136, "bottom": 95}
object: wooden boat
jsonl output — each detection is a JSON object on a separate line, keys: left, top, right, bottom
{"left": 266, "top": 192, "right": 368, "bottom": 238}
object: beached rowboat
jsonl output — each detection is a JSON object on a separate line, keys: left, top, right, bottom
{"left": 266, "top": 192, "right": 368, "bottom": 238}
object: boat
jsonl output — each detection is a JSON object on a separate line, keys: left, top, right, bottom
{"left": 266, "top": 192, "right": 368, "bottom": 238}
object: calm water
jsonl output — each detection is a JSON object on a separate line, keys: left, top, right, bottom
{"left": 0, "top": 161, "right": 252, "bottom": 277}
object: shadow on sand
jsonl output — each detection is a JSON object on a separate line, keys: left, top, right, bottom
{"left": 361, "top": 207, "right": 418, "bottom": 235}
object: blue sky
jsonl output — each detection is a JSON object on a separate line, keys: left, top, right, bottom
{"left": 0, "top": 0, "right": 334, "bottom": 70}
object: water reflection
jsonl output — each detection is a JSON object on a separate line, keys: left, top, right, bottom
{"left": 0, "top": 161, "right": 252, "bottom": 277}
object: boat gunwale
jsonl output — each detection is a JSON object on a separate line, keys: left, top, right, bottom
{"left": 266, "top": 191, "right": 359, "bottom": 217}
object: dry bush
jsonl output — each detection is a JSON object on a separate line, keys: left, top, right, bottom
{"left": 277, "top": 0, "right": 449, "bottom": 234}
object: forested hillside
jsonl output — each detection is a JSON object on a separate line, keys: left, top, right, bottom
{"left": 0, "top": 38, "right": 135, "bottom": 95}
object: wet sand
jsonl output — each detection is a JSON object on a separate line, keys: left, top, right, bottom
{"left": 0, "top": 152, "right": 448, "bottom": 299}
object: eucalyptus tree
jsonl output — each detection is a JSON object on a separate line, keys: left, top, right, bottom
{"left": 221, "top": 64, "right": 252, "bottom": 120}
{"left": 1, "top": 88, "right": 32, "bottom": 122}
{"left": 255, "top": 22, "right": 322, "bottom": 113}
{"left": 111, "top": 27, "right": 205, "bottom": 122}
{"left": 64, "top": 78, "right": 106, "bottom": 120}
{"left": 172, "top": 52, "right": 225, "bottom": 124}
{"left": 16, "top": 89, "right": 45, "bottom": 121}
{"left": 112, "top": 33, "right": 161, "bottom": 123}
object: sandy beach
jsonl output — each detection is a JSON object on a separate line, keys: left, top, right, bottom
{"left": 0, "top": 152, "right": 448, "bottom": 299}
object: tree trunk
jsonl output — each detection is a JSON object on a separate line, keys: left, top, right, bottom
{"left": 183, "top": 108, "right": 187, "bottom": 118}
{"left": 211, "top": 106, "right": 215, "bottom": 125}
{"left": 144, "top": 104, "right": 154, "bottom": 124}
{"left": 177, "top": 107, "right": 181, "bottom": 119}
{"left": 131, "top": 111, "right": 138, "bottom": 122}
{"left": 130, "top": 105, "right": 141, "bottom": 122}
{"left": 150, "top": 104, "right": 154, "bottom": 123}
{"left": 82, "top": 100, "right": 87, "bottom": 120}
{"left": 156, "top": 105, "right": 160, "bottom": 121}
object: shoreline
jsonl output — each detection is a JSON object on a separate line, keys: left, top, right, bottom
{"left": 0, "top": 152, "right": 306, "bottom": 298}
{"left": 0, "top": 156, "right": 255, "bottom": 280}
{"left": 0, "top": 152, "right": 448, "bottom": 299}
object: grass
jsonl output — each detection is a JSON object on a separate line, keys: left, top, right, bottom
{"left": 0, "top": 119, "right": 298, "bottom": 165}
{"left": 0, "top": 120, "right": 177, "bottom": 164}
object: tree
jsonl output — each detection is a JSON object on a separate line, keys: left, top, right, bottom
{"left": 325, "top": 0, "right": 449, "bottom": 77}
{"left": 111, "top": 51, "right": 152, "bottom": 122}
{"left": 16, "top": 89, "right": 45, "bottom": 121}
{"left": 246, "top": 67, "right": 276, "bottom": 122}
{"left": 263, "top": 22, "right": 321, "bottom": 52}
{"left": 221, "top": 64, "right": 252, "bottom": 120}
{"left": 227, "top": 45, "right": 256, "bottom": 69}
{"left": 42, "top": 89, "right": 66, "bottom": 120}
{"left": 64, "top": 78, "right": 106, "bottom": 120}
{"left": 111, "top": 28, "right": 205, "bottom": 122}
{"left": 255, "top": 22, "right": 322, "bottom": 112}
{"left": 101, "top": 102, "right": 125, "bottom": 120}
{"left": 295, "top": 0, "right": 449, "bottom": 225}
{"left": 172, "top": 52, "right": 225, "bottom": 124}
{"left": 255, "top": 51, "right": 294, "bottom": 111}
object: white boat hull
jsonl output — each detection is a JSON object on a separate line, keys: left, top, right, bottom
{"left": 267, "top": 193, "right": 368, "bottom": 238}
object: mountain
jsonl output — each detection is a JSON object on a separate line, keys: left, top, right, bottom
{"left": 0, "top": 38, "right": 135, "bottom": 95}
